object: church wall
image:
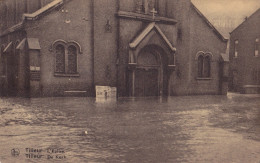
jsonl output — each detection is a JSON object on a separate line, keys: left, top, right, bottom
{"left": 5, "top": 0, "right": 16, "bottom": 28}
{"left": 16, "top": 0, "right": 28, "bottom": 23}
{"left": 167, "top": 0, "right": 193, "bottom": 95}
{"left": 117, "top": 19, "right": 143, "bottom": 96}
{"left": 119, "top": 0, "right": 135, "bottom": 12}
{"left": 189, "top": 5, "right": 227, "bottom": 95}
{"left": 93, "top": 0, "right": 118, "bottom": 88}
{"left": 119, "top": 0, "right": 167, "bottom": 17}
{"left": 229, "top": 10, "right": 260, "bottom": 93}
{"left": 0, "top": 1, "right": 8, "bottom": 32}
{"left": 25, "top": 0, "right": 93, "bottom": 96}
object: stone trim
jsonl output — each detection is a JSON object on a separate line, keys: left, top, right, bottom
{"left": 117, "top": 11, "right": 177, "bottom": 24}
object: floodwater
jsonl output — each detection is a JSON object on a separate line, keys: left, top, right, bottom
{"left": 0, "top": 93, "right": 260, "bottom": 163}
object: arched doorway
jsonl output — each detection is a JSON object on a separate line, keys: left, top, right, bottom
{"left": 133, "top": 45, "right": 169, "bottom": 97}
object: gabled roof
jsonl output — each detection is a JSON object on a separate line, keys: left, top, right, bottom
{"left": 191, "top": 3, "right": 228, "bottom": 42}
{"left": 0, "top": 0, "right": 64, "bottom": 37}
{"left": 0, "top": 22, "right": 24, "bottom": 37}
{"left": 230, "top": 8, "right": 260, "bottom": 34}
{"left": 16, "top": 38, "right": 41, "bottom": 50}
{"left": 129, "top": 22, "right": 176, "bottom": 52}
{"left": 23, "top": 0, "right": 63, "bottom": 20}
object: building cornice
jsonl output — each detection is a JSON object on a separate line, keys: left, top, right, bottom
{"left": 117, "top": 11, "right": 177, "bottom": 25}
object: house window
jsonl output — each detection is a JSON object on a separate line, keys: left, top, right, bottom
{"left": 234, "top": 40, "right": 238, "bottom": 58}
{"left": 53, "top": 40, "right": 81, "bottom": 76}
{"left": 255, "top": 38, "right": 259, "bottom": 57}
{"left": 197, "top": 53, "right": 211, "bottom": 78}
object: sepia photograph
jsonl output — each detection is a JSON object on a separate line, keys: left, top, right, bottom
{"left": 0, "top": 0, "right": 260, "bottom": 162}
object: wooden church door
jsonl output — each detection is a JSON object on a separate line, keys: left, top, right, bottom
{"left": 134, "top": 48, "right": 161, "bottom": 97}
{"left": 135, "top": 68, "right": 159, "bottom": 96}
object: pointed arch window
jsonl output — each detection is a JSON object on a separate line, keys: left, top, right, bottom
{"left": 197, "top": 52, "right": 212, "bottom": 78}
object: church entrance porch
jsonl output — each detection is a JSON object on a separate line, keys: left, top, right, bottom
{"left": 129, "top": 45, "right": 171, "bottom": 97}
{"left": 125, "top": 22, "right": 176, "bottom": 97}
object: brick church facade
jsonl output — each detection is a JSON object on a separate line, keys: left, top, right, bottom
{"left": 0, "top": 0, "right": 228, "bottom": 97}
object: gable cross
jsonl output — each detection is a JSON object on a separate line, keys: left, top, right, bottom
{"left": 150, "top": 8, "right": 157, "bottom": 20}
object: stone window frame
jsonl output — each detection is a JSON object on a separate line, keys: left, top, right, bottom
{"left": 195, "top": 51, "right": 213, "bottom": 80}
{"left": 52, "top": 40, "right": 82, "bottom": 77}
{"left": 255, "top": 38, "right": 259, "bottom": 57}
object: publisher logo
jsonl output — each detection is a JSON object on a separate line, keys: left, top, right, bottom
{"left": 11, "top": 148, "right": 20, "bottom": 157}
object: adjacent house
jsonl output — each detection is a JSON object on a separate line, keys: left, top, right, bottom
{"left": 229, "top": 8, "right": 260, "bottom": 94}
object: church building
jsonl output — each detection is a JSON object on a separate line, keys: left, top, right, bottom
{"left": 0, "top": 0, "right": 228, "bottom": 97}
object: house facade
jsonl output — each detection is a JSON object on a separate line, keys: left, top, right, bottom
{"left": 229, "top": 9, "right": 260, "bottom": 94}
{"left": 0, "top": 0, "right": 228, "bottom": 97}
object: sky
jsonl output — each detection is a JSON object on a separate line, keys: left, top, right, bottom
{"left": 192, "top": 0, "right": 260, "bottom": 37}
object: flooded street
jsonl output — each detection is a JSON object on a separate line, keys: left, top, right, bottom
{"left": 0, "top": 93, "right": 260, "bottom": 163}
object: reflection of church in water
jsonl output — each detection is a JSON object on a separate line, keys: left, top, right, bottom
{"left": 0, "top": 0, "right": 229, "bottom": 97}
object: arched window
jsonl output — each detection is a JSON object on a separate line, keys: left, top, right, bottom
{"left": 255, "top": 38, "right": 259, "bottom": 57}
{"left": 67, "top": 45, "right": 77, "bottom": 74}
{"left": 52, "top": 40, "right": 81, "bottom": 75}
{"left": 204, "top": 56, "right": 211, "bottom": 77}
{"left": 55, "top": 44, "right": 65, "bottom": 73}
{"left": 198, "top": 55, "right": 203, "bottom": 78}
{"left": 197, "top": 52, "right": 211, "bottom": 78}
